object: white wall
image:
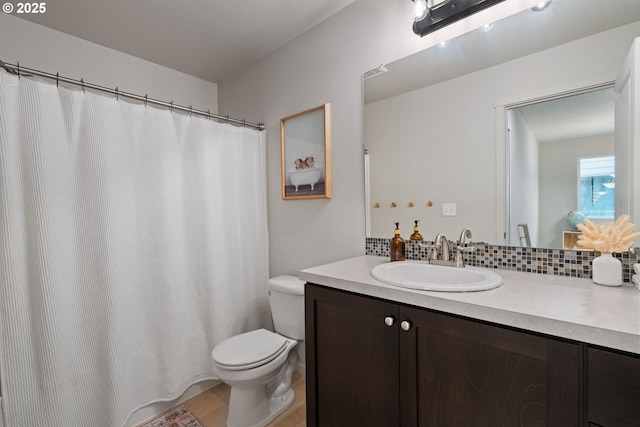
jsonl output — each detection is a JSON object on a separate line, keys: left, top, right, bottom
{"left": 508, "top": 109, "right": 539, "bottom": 247}
{"left": 366, "top": 75, "right": 499, "bottom": 243}
{"left": 0, "top": 14, "right": 217, "bottom": 112}
{"left": 615, "top": 38, "right": 640, "bottom": 232}
{"left": 217, "top": 0, "right": 545, "bottom": 276}
{"left": 364, "top": 20, "right": 640, "bottom": 244}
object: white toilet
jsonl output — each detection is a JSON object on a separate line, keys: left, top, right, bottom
{"left": 211, "top": 275, "right": 305, "bottom": 427}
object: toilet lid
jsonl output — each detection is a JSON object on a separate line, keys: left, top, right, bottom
{"left": 212, "top": 329, "right": 288, "bottom": 370}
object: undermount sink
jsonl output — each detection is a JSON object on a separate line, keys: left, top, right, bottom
{"left": 371, "top": 260, "right": 503, "bottom": 292}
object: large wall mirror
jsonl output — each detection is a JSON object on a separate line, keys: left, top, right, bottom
{"left": 364, "top": 0, "right": 640, "bottom": 249}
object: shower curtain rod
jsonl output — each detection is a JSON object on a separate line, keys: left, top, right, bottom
{"left": 0, "top": 59, "right": 265, "bottom": 131}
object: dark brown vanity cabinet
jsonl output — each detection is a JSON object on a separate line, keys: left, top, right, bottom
{"left": 398, "top": 303, "right": 581, "bottom": 426}
{"left": 305, "top": 283, "right": 582, "bottom": 426}
{"left": 304, "top": 283, "right": 401, "bottom": 426}
{"left": 587, "top": 347, "right": 640, "bottom": 426}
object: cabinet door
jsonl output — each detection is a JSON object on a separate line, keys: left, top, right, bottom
{"left": 588, "top": 347, "right": 640, "bottom": 426}
{"left": 399, "top": 306, "right": 581, "bottom": 426}
{"left": 305, "top": 284, "right": 400, "bottom": 427}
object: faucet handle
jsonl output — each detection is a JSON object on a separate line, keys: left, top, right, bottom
{"left": 419, "top": 241, "right": 440, "bottom": 260}
{"left": 455, "top": 244, "right": 475, "bottom": 252}
{"left": 419, "top": 241, "right": 438, "bottom": 251}
{"left": 453, "top": 244, "right": 475, "bottom": 267}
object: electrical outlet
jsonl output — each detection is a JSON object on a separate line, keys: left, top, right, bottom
{"left": 443, "top": 203, "right": 456, "bottom": 216}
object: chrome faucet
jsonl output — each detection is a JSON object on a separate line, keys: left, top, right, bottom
{"left": 459, "top": 228, "right": 472, "bottom": 245}
{"left": 422, "top": 228, "right": 475, "bottom": 268}
{"left": 421, "top": 233, "right": 453, "bottom": 266}
{"left": 432, "top": 233, "right": 450, "bottom": 262}
{"left": 454, "top": 228, "right": 475, "bottom": 268}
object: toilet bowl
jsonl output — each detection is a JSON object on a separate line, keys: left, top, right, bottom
{"left": 211, "top": 275, "right": 305, "bottom": 427}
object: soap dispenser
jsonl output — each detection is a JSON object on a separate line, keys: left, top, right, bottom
{"left": 390, "top": 222, "right": 406, "bottom": 262}
{"left": 410, "top": 220, "right": 423, "bottom": 241}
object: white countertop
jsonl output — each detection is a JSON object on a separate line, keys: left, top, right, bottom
{"left": 300, "top": 255, "right": 640, "bottom": 355}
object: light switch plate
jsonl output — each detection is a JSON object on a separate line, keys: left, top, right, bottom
{"left": 443, "top": 203, "right": 456, "bottom": 216}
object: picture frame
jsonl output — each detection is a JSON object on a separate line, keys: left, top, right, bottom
{"left": 280, "top": 103, "right": 332, "bottom": 200}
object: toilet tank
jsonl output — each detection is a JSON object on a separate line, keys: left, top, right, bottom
{"left": 268, "top": 275, "right": 305, "bottom": 340}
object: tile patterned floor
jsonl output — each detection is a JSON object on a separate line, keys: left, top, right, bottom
{"left": 181, "top": 370, "right": 306, "bottom": 427}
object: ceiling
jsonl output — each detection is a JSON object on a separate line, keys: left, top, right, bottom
{"left": 365, "top": 0, "right": 640, "bottom": 143}
{"left": 516, "top": 87, "right": 616, "bottom": 143}
{"left": 14, "top": 0, "right": 355, "bottom": 83}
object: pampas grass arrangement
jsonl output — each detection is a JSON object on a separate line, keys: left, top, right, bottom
{"left": 577, "top": 214, "right": 640, "bottom": 253}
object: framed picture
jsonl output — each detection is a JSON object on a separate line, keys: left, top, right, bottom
{"left": 280, "top": 103, "right": 332, "bottom": 200}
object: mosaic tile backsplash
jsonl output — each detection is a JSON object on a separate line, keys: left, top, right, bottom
{"left": 365, "top": 237, "right": 639, "bottom": 282}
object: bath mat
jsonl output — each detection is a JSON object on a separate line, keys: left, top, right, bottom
{"left": 141, "top": 405, "right": 203, "bottom": 427}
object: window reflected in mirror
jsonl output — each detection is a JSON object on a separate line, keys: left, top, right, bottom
{"left": 579, "top": 155, "right": 615, "bottom": 220}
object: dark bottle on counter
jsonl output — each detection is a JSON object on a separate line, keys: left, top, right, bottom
{"left": 390, "top": 222, "right": 406, "bottom": 262}
{"left": 410, "top": 220, "right": 423, "bottom": 241}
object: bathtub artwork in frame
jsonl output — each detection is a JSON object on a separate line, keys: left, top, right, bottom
{"left": 280, "top": 103, "right": 332, "bottom": 200}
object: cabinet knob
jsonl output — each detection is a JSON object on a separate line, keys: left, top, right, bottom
{"left": 401, "top": 320, "right": 411, "bottom": 331}
{"left": 384, "top": 316, "right": 395, "bottom": 326}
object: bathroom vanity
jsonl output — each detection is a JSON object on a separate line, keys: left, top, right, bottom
{"left": 301, "top": 256, "right": 640, "bottom": 426}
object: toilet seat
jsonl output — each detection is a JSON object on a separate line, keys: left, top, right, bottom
{"left": 212, "top": 328, "right": 288, "bottom": 371}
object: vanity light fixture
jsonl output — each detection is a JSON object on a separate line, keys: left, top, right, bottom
{"left": 531, "top": 1, "right": 551, "bottom": 12}
{"left": 412, "top": 0, "right": 505, "bottom": 36}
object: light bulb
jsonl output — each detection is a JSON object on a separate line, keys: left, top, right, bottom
{"left": 531, "top": 1, "right": 551, "bottom": 12}
{"left": 413, "top": 0, "right": 428, "bottom": 20}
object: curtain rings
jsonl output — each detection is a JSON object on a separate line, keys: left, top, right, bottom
{"left": 115, "top": 87, "right": 119, "bottom": 101}
{"left": 80, "top": 78, "right": 85, "bottom": 93}
{"left": 169, "top": 101, "right": 173, "bottom": 112}
{"left": 144, "top": 94, "right": 148, "bottom": 107}
{"left": 56, "top": 72, "right": 59, "bottom": 87}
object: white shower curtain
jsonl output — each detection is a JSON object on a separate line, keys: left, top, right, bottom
{"left": 0, "top": 72, "right": 269, "bottom": 426}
